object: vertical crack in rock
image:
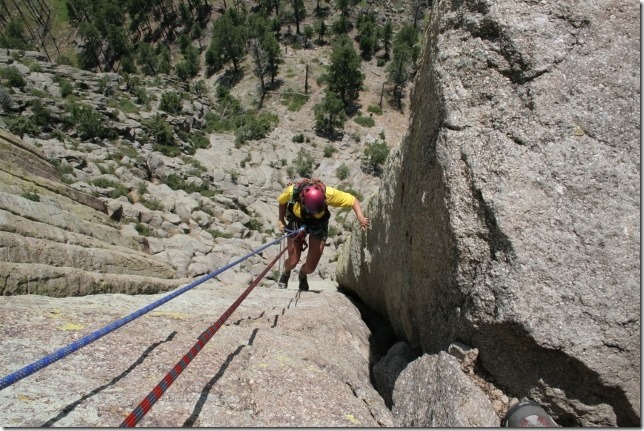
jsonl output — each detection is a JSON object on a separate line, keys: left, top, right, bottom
{"left": 460, "top": 152, "right": 514, "bottom": 263}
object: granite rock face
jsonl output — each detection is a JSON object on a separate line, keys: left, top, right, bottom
{"left": 0, "top": 281, "right": 393, "bottom": 427}
{"left": 392, "top": 352, "right": 499, "bottom": 427}
{"left": 0, "top": 130, "right": 185, "bottom": 296}
{"left": 337, "top": 0, "right": 640, "bottom": 426}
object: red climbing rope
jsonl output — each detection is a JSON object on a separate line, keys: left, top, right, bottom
{"left": 120, "top": 245, "right": 289, "bottom": 427}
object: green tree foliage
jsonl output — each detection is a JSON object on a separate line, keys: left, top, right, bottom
{"left": 271, "top": 0, "right": 283, "bottom": 17}
{"left": 157, "top": 46, "right": 172, "bottom": 74}
{"left": 247, "top": 13, "right": 271, "bottom": 40}
{"left": 206, "top": 9, "right": 246, "bottom": 72}
{"left": 205, "top": 86, "right": 244, "bottom": 132}
{"left": 121, "top": 54, "right": 137, "bottom": 73}
{"left": 178, "top": 33, "right": 191, "bottom": 53}
{"left": 363, "top": 139, "right": 389, "bottom": 175}
{"left": 205, "top": 86, "right": 278, "bottom": 144}
{"left": 77, "top": 22, "right": 103, "bottom": 70}
{"left": 387, "top": 25, "right": 419, "bottom": 109}
{"left": 0, "top": 67, "right": 26, "bottom": 88}
{"left": 30, "top": 100, "right": 52, "bottom": 129}
{"left": 293, "top": 148, "right": 315, "bottom": 177}
{"left": 259, "top": 0, "right": 274, "bottom": 15}
{"left": 291, "top": 0, "right": 306, "bottom": 34}
{"left": 6, "top": 116, "right": 39, "bottom": 138}
{"left": 176, "top": 45, "right": 200, "bottom": 80}
{"left": 250, "top": 39, "right": 269, "bottom": 102}
{"left": 357, "top": 15, "right": 377, "bottom": 59}
{"left": 0, "top": 88, "right": 12, "bottom": 111}
{"left": 247, "top": 14, "right": 281, "bottom": 85}
{"left": 0, "top": 21, "right": 30, "bottom": 50}
{"left": 336, "top": 163, "right": 350, "bottom": 180}
{"left": 303, "top": 25, "right": 314, "bottom": 45}
{"left": 67, "top": 103, "right": 106, "bottom": 140}
{"left": 387, "top": 42, "right": 412, "bottom": 108}
{"left": 315, "top": 19, "right": 327, "bottom": 44}
{"left": 394, "top": 24, "right": 420, "bottom": 65}
{"left": 327, "top": 35, "right": 364, "bottom": 106}
{"left": 66, "top": 0, "right": 94, "bottom": 26}
{"left": 66, "top": 0, "right": 132, "bottom": 70}
{"left": 145, "top": 114, "right": 178, "bottom": 156}
{"left": 381, "top": 21, "right": 393, "bottom": 60}
{"left": 262, "top": 32, "right": 282, "bottom": 84}
{"left": 65, "top": 0, "right": 210, "bottom": 73}
{"left": 249, "top": 16, "right": 282, "bottom": 105}
{"left": 332, "top": 15, "right": 350, "bottom": 35}
{"left": 234, "top": 111, "right": 279, "bottom": 145}
{"left": 55, "top": 77, "right": 74, "bottom": 97}
{"left": 335, "top": 0, "right": 350, "bottom": 18}
{"left": 179, "top": 3, "right": 194, "bottom": 28}
{"left": 137, "top": 42, "right": 156, "bottom": 75}
{"left": 106, "top": 25, "right": 130, "bottom": 58}
{"left": 314, "top": 91, "right": 346, "bottom": 136}
{"left": 159, "top": 92, "right": 183, "bottom": 114}
{"left": 191, "top": 23, "right": 203, "bottom": 48}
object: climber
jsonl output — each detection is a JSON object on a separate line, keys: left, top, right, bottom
{"left": 277, "top": 178, "right": 370, "bottom": 291}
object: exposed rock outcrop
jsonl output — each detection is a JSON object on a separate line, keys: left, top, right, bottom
{"left": 337, "top": 0, "right": 640, "bottom": 426}
{"left": 392, "top": 352, "right": 500, "bottom": 427}
{"left": 0, "top": 131, "right": 188, "bottom": 296}
{"left": 0, "top": 281, "right": 393, "bottom": 427}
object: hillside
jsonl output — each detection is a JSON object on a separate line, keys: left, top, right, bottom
{"left": 0, "top": 0, "right": 428, "bottom": 283}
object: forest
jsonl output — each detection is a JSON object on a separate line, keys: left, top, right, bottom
{"left": 1, "top": 0, "right": 427, "bottom": 141}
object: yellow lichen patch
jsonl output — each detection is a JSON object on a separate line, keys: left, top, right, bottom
{"left": 257, "top": 363, "right": 269, "bottom": 368}
{"left": 17, "top": 394, "right": 36, "bottom": 402}
{"left": 573, "top": 125, "right": 585, "bottom": 136}
{"left": 148, "top": 311, "right": 189, "bottom": 320}
{"left": 58, "top": 322, "right": 85, "bottom": 331}
{"left": 344, "top": 413, "right": 361, "bottom": 425}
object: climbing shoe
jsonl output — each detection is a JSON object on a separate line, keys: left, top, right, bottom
{"left": 298, "top": 273, "right": 309, "bottom": 291}
{"left": 278, "top": 271, "right": 290, "bottom": 289}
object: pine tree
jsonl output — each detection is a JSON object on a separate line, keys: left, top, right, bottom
{"left": 327, "top": 35, "right": 364, "bottom": 106}
{"left": 382, "top": 21, "right": 393, "bottom": 60}
{"left": 386, "top": 41, "right": 412, "bottom": 110}
{"left": 291, "top": 0, "right": 306, "bottom": 34}
{"left": 314, "top": 91, "right": 346, "bottom": 136}
{"left": 206, "top": 10, "right": 246, "bottom": 72}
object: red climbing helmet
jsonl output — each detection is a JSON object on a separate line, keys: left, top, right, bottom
{"left": 300, "top": 185, "right": 326, "bottom": 214}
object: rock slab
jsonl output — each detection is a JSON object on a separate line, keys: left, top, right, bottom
{"left": 0, "top": 280, "right": 393, "bottom": 427}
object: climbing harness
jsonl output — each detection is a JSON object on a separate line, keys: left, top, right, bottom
{"left": 120, "top": 244, "right": 289, "bottom": 427}
{"left": 0, "top": 228, "right": 304, "bottom": 391}
{"left": 295, "top": 233, "right": 308, "bottom": 251}
{"left": 285, "top": 226, "right": 308, "bottom": 251}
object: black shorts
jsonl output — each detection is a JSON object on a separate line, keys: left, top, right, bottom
{"left": 287, "top": 218, "right": 329, "bottom": 241}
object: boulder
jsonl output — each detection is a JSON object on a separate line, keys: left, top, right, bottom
{"left": 391, "top": 352, "right": 499, "bottom": 427}
{"left": 372, "top": 341, "right": 419, "bottom": 408}
{"left": 337, "top": 0, "right": 639, "bottom": 426}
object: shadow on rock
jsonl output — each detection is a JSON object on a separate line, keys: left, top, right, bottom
{"left": 41, "top": 331, "right": 178, "bottom": 427}
{"left": 182, "top": 328, "right": 259, "bottom": 427}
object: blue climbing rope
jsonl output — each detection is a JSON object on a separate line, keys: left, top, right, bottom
{"left": 0, "top": 228, "right": 303, "bottom": 391}
{"left": 120, "top": 242, "right": 289, "bottom": 427}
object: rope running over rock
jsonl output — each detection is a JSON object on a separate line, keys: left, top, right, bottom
{"left": 120, "top": 240, "right": 290, "bottom": 427}
{"left": 0, "top": 229, "right": 302, "bottom": 391}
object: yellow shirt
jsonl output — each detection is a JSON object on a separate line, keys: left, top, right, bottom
{"left": 278, "top": 184, "right": 356, "bottom": 219}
